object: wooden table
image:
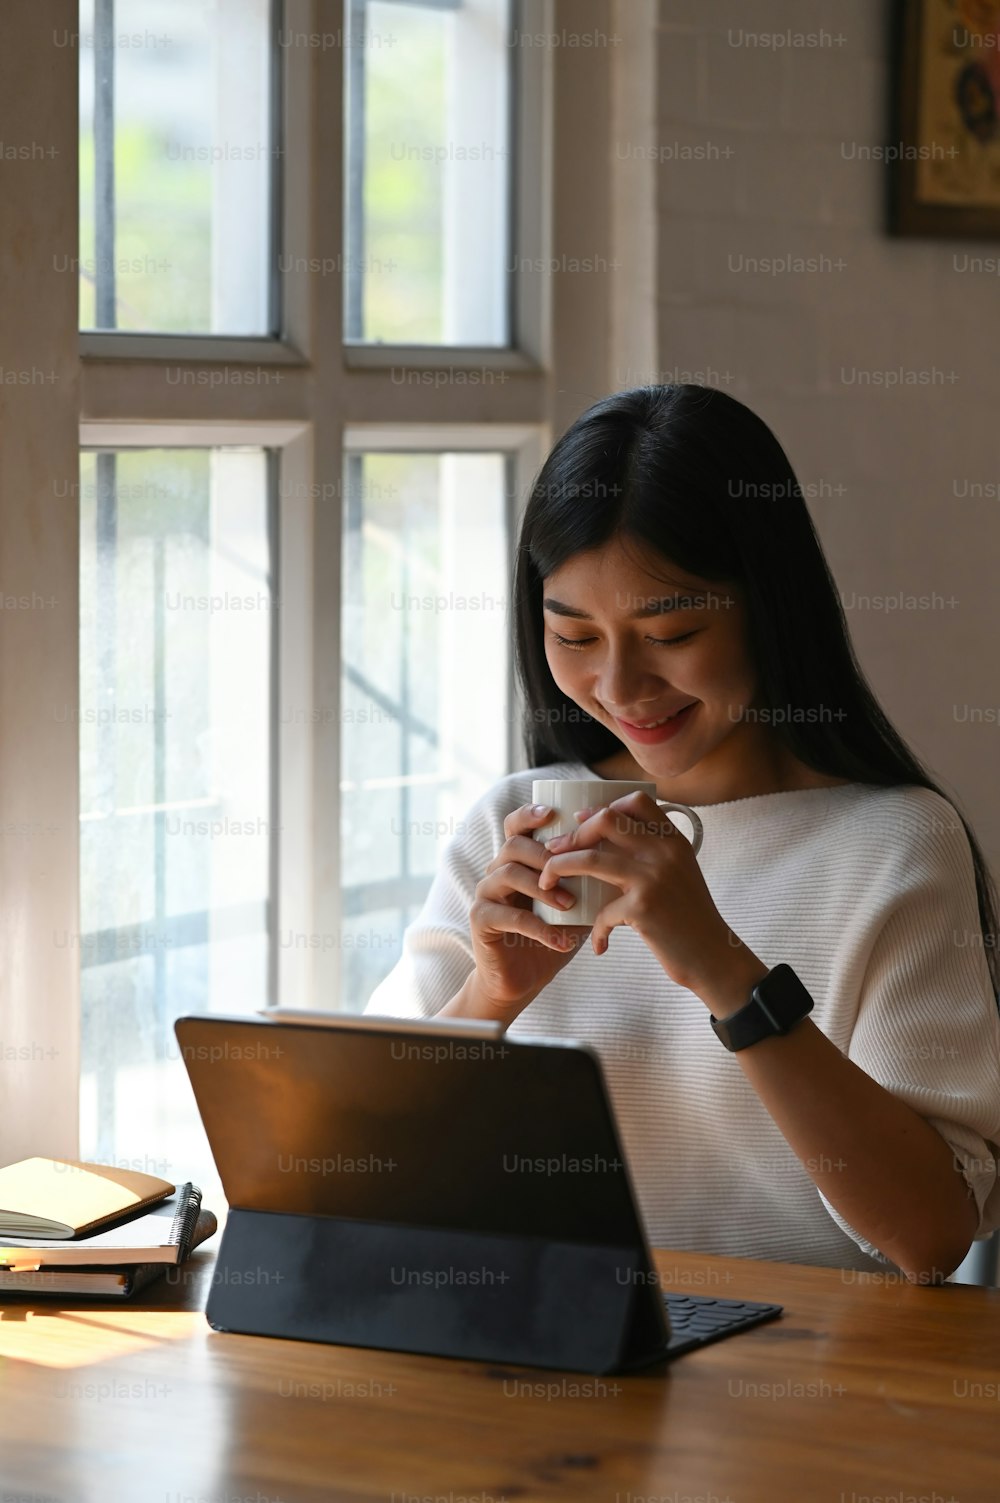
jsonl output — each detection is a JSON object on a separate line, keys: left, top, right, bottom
{"left": 0, "top": 1242, "right": 997, "bottom": 1503}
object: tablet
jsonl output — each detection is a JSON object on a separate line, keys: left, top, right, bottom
{"left": 175, "top": 1012, "right": 781, "bottom": 1372}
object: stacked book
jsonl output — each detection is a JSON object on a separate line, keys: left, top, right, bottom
{"left": 0, "top": 1157, "right": 217, "bottom": 1299}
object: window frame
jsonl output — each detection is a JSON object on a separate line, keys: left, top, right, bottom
{"left": 2, "top": 0, "right": 619, "bottom": 1155}
{"left": 77, "top": 0, "right": 558, "bottom": 1014}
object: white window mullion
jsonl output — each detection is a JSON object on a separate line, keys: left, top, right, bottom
{"left": 274, "top": 430, "right": 318, "bottom": 1006}
{"left": 302, "top": 412, "right": 346, "bottom": 1008}
{"left": 308, "top": 22, "right": 349, "bottom": 1007}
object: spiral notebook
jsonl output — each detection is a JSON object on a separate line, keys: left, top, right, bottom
{"left": 0, "top": 1183, "right": 207, "bottom": 1270}
{"left": 0, "top": 1208, "right": 218, "bottom": 1298}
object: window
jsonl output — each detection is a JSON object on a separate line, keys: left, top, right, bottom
{"left": 66, "top": 0, "right": 553, "bottom": 1185}
{"left": 78, "top": 0, "right": 278, "bottom": 333}
{"left": 338, "top": 447, "right": 511, "bottom": 1004}
{"left": 78, "top": 446, "right": 273, "bottom": 1170}
{"left": 344, "top": 0, "right": 513, "bottom": 345}
{"left": 4, "top": 0, "right": 620, "bottom": 1175}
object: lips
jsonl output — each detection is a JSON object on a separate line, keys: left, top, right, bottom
{"left": 610, "top": 701, "right": 698, "bottom": 744}
{"left": 616, "top": 703, "right": 696, "bottom": 729}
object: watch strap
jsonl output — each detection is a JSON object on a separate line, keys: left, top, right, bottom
{"left": 710, "top": 963, "right": 814, "bottom": 1052}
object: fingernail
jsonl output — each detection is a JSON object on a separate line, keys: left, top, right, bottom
{"left": 573, "top": 806, "right": 594, "bottom": 819}
{"left": 544, "top": 836, "right": 566, "bottom": 849}
{"left": 531, "top": 803, "right": 551, "bottom": 815}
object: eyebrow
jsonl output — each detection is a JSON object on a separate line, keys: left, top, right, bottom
{"left": 542, "top": 594, "right": 704, "bottom": 620}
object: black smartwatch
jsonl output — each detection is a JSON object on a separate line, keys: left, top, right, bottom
{"left": 710, "top": 963, "right": 814, "bottom": 1052}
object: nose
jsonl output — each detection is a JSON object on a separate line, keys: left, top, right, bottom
{"left": 597, "top": 647, "right": 667, "bottom": 712}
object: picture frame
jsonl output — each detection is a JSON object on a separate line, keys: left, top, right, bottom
{"left": 890, "top": 0, "right": 1000, "bottom": 237}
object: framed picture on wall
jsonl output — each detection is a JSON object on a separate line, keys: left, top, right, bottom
{"left": 890, "top": 0, "right": 1000, "bottom": 236}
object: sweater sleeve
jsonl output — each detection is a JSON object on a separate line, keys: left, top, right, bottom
{"left": 816, "top": 790, "right": 1000, "bottom": 1268}
{"left": 361, "top": 777, "right": 510, "bottom": 1019}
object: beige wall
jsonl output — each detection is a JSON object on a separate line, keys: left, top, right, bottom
{"left": 0, "top": 0, "right": 80, "bottom": 1156}
{"left": 631, "top": 0, "right": 1000, "bottom": 868}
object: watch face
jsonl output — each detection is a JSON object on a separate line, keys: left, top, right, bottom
{"left": 756, "top": 965, "right": 813, "bottom": 1028}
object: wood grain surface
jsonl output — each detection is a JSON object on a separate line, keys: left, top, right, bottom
{"left": 0, "top": 1242, "right": 997, "bottom": 1503}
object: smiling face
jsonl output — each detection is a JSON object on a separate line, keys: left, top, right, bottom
{"left": 541, "top": 534, "right": 764, "bottom": 794}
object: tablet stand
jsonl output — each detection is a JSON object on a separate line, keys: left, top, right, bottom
{"left": 206, "top": 1208, "right": 662, "bottom": 1374}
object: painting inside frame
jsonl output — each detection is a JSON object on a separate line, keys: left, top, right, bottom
{"left": 892, "top": 0, "right": 1000, "bottom": 236}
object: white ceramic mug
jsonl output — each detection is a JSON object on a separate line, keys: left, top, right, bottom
{"left": 531, "top": 779, "right": 704, "bottom": 927}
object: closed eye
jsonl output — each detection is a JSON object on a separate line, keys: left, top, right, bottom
{"left": 550, "top": 630, "right": 700, "bottom": 650}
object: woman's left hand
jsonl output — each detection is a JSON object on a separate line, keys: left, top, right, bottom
{"left": 536, "top": 790, "right": 735, "bottom": 993}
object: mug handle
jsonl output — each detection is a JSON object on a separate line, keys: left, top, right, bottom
{"left": 654, "top": 800, "right": 704, "bottom": 856}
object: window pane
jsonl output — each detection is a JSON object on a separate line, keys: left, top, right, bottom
{"left": 339, "top": 451, "right": 510, "bottom": 1005}
{"left": 78, "top": 447, "right": 273, "bottom": 1194}
{"left": 344, "top": 0, "right": 512, "bottom": 345}
{"left": 78, "top": 0, "right": 275, "bottom": 334}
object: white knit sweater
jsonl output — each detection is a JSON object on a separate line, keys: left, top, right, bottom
{"left": 364, "top": 761, "right": 1000, "bottom": 1271}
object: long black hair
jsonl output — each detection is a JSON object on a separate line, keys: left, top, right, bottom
{"left": 512, "top": 383, "right": 1000, "bottom": 999}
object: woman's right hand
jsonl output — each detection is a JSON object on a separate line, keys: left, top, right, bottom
{"left": 464, "top": 802, "right": 590, "bottom": 1019}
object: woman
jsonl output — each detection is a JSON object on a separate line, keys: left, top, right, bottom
{"left": 365, "top": 383, "right": 1000, "bottom": 1280}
